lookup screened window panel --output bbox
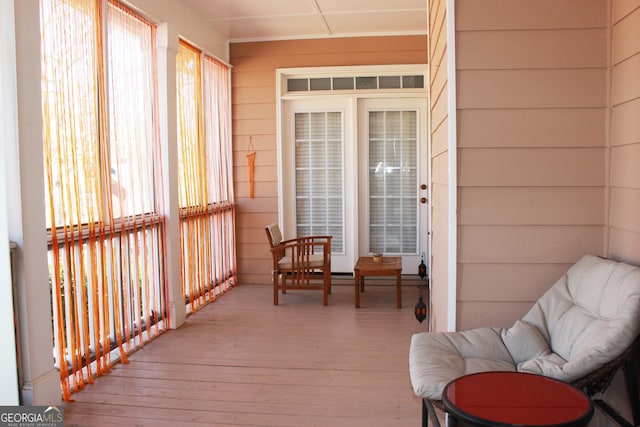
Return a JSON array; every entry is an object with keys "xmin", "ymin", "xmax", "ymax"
[
  {"xmin": 41, "ymin": 0, "xmax": 102, "ymax": 228},
  {"xmin": 107, "ymin": 4, "xmax": 157, "ymax": 218},
  {"xmin": 294, "ymin": 111, "xmax": 343, "ymax": 252},
  {"xmin": 369, "ymin": 110, "xmax": 418, "ymax": 254},
  {"xmin": 203, "ymin": 56, "xmax": 234, "ymax": 203},
  {"xmin": 176, "ymin": 42, "xmax": 204, "ymax": 208}
]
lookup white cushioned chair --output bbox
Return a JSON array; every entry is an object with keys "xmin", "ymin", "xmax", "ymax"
[{"xmin": 409, "ymin": 255, "xmax": 640, "ymax": 427}]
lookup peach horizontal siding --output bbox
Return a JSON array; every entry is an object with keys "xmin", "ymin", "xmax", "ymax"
[
  {"xmin": 458, "ymin": 109, "xmax": 605, "ymax": 148},
  {"xmin": 458, "ymin": 263, "xmax": 572, "ymax": 302},
  {"xmin": 457, "ymin": 29, "xmax": 606, "ymax": 70},
  {"xmin": 456, "ymin": 0, "xmax": 606, "ymax": 31},
  {"xmin": 230, "ymin": 36, "xmax": 427, "ymax": 286},
  {"xmin": 459, "ymin": 188, "xmax": 605, "ymax": 226},
  {"xmin": 458, "ymin": 148, "xmax": 605, "ymax": 187},
  {"xmin": 608, "ymin": 0, "xmax": 640, "ymax": 266},
  {"xmin": 455, "ymin": 0, "xmax": 608, "ymax": 330}
]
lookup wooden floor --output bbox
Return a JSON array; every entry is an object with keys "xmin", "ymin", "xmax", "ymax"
[{"xmin": 63, "ymin": 278, "xmax": 432, "ymax": 426}]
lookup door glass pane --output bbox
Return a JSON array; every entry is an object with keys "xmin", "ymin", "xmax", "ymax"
[
  {"xmin": 295, "ymin": 112, "xmax": 343, "ymax": 252},
  {"xmin": 369, "ymin": 110, "xmax": 417, "ymax": 254}
]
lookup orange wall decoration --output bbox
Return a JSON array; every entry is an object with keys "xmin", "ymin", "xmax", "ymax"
[{"xmin": 246, "ymin": 136, "xmax": 256, "ymax": 198}]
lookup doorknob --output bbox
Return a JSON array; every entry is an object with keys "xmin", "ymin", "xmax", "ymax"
[
  {"xmin": 420, "ymin": 197, "xmax": 427, "ymax": 204},
  {"xmin": 420, "ymin": 184, "xmax": 427, "ymax": 190}
]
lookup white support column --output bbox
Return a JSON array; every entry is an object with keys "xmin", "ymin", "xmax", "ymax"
[
  {"xmin": 0, "ymin": 0, "xmax": 20, "ymax": 406},
  {"xmin": 446, "ymin": 0, "xmax": 458, "ymax": 333},
  {"xmin": 11, "ymin": 0, "xmax": 60, "ymax": 405},
  {"xmin": 157, "ymin": 23, "xmax": 186, "ymax": 329}
]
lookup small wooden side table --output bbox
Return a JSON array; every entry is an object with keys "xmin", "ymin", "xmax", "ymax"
[{"xmin": 353, "ymin": 256, "xmax": 402, "ymax": 308}]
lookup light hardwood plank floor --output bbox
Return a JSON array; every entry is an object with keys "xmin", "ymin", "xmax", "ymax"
[{"xmin": 63, "ymin": 279, "xmax": 432, "ymax": 427}]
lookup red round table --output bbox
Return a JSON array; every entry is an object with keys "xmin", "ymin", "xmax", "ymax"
[{"xmin": 442, "ymin": 372, "xmax": 594, "ymax": 427}]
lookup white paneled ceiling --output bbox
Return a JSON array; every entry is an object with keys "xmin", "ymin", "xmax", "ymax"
[{"xmin": 179, "ymin": 0, "xmax": 427, "ymax": 42}]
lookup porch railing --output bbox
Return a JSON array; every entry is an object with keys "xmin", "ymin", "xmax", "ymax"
[
  {"xmin": 47, "ymin": 215, "xmax": 167, "ymax": 394},
  {"xmin": 180, "ymin": 201, "xmax": 236, "ymax": 313}
]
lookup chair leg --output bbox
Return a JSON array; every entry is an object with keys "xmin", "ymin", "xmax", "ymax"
[
  {"xmin": 624, "ymin": 354, "xmax": 639, "ymax": 426},
  {"xmin": 422, "ymin": 399, "xmax": 441, "ymax": 427},
  {"xmin": 323, "ymin": 270, "xmax": 330, "ymax": 305},
  {"xmin": 273, "ymin": 271, "xmax": 279, "ymax": 305},
  {"xmin": 422, "ymin": 399, "xmax": 428, "ymax": 427}
]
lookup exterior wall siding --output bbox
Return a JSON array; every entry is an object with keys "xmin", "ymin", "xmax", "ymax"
[
  {"xmin": 229, "ymin": 36, "xmax": 427, "ymax": 286},
  {"xmin": 455, "ymin": 0, "xmax": 609, "ymax": 330},
  {"xmin": 608, "ymin": 0, "xmax": 640, "ymax": 265}
]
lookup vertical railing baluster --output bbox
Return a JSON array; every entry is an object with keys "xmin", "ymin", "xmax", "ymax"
[
  {"xmin": 49, "ymin": 251, "xmax": 61, "ymax": 370},
  {"xmin": 63, "ymin": 248, "xmax": 73, "ymax": 366},
  {"xmin": 75, "ymin": 243, "xmax": 86, "ymax": 370}
]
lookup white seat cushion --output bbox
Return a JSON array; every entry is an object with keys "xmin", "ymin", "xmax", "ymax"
[
  {"xmin": 409, "ymin": 327, "xmax": 515, "ymax": 399},
  {"xmin": 278, "ymin": 254, "xmax": 328, "ymax": 270}
]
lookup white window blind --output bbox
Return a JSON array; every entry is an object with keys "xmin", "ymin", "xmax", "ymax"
[
  {"xmin": 369, "ymin": 110, "xmax": 418, "ymax": 254},
  {"xmin": 295, "ymin": 112, "xmax": 343, "ymax": 252}
]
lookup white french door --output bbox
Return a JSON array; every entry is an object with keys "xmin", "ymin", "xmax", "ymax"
[
  {"xmin": 358, "ymin": 98, "xmax": 428, "ymax": 272},
  {"xmin": 281, "ymin": 96, "xmax": 428, "ymax": 273},
  {"xmin": 282, "ymin": 98, "xmax": 356, "ymax": 272}
]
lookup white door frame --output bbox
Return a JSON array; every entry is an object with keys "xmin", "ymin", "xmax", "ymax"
[{"xmin": 276, "ymin": 65, "xmax": 429, "ymax": 274}]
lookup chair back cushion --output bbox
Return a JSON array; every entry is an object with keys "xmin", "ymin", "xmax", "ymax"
[
  {"xmin": 266, "ymin": 223, "xmax": 283, "ymax": 247},
  {"xmin": 517, "ymin": 255, "xmax": 640, "ymax": 381}
]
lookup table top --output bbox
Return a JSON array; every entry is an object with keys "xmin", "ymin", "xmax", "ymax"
[
  {"xmin": 443, "ymin": 371, "xmax": 593, "ymax": 427},
  {"xmin": 354, "ymin": 256, "xmax": 402, "ymax": 272}
]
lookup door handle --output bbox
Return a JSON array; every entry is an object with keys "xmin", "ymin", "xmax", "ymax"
[{"xmin": 420, "ymin": 197, "xmax": 427, "ymax": 204}]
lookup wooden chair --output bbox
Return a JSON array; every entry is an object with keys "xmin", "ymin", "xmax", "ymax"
[{"xmin": 265, "ymin": 223, "xmax": 332, "ymax": 305}]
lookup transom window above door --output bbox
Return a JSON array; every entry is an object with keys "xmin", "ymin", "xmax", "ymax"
[{"xmin": 287, "ymin": 74, "xmax": 424, "ymax": 93}]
